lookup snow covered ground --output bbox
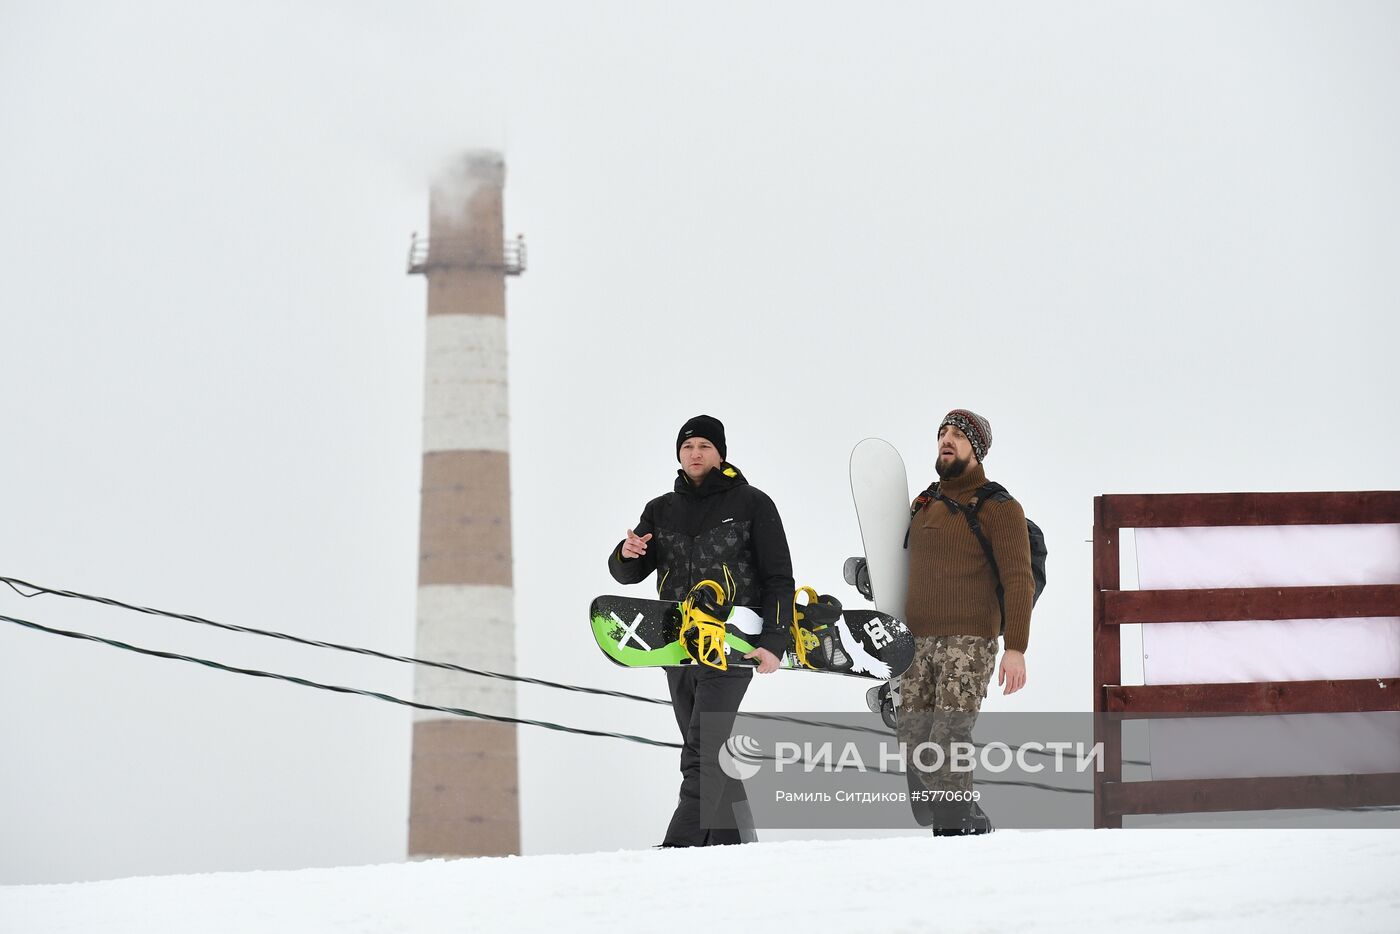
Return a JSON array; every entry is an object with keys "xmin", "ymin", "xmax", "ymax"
[{"xmin": 4, "ymin": 830, "xmax": 1397, "ymax": 933}]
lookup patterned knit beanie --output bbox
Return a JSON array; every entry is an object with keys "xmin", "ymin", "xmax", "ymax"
[{"xmin": 940, "ymin": 409, "xmax": 992, "ymax": 463}]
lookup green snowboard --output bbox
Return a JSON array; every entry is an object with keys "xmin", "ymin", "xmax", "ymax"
[{"xmin": 589, "ymin": 594, "xmax": 914, "ymax": 680}]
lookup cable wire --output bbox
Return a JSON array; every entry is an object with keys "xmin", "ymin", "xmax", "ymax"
[
  {"xmin": 2, "ymin": 610, "xmax": 1098, "ymax": 794},
  {"xmin": 0, "ymin": 611, "xmax": 682, "ymax": 749},
  {"xmin": 0, "ymin": 575, "xmax": 899, "ymax": 736},
  {"xmin": 0, "ymin": 575, "xmax": 680, "ymax": 707},
  {"xmin": 0, "ymin": 573, "xmax": 1134, "ymax": 772}
]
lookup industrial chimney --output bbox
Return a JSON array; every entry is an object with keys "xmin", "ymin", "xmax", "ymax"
[{"xmin": 406, "ymin": 151, "xmax": 526, "ymax": 857}]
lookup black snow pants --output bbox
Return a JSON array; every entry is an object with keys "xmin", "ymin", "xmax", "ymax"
[{"xmin": 662, "ymin": 665, "xmax": 754, "ymax": 846}]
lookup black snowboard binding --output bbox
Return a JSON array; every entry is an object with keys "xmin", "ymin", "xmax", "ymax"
[
  {"xmin": 842, "ymin": 556, "xmax": 874, "ymax": 602},
  {"xmin": 791, "ymin": 588, "xmax": 852, "ymax": 672},
  {"xmin": 865, "ymin": 678, "xmax": 900, "ymax": 730}
]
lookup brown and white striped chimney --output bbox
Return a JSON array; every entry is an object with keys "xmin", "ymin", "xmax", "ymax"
[{"xmin": 406, "ymin": 151, "xmax": 525, "ymax": 858}]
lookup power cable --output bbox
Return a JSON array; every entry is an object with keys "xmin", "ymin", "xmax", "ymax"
[
  {"xmin": 0, "ymin": 574, "xmax": 1133, "ymax": 773},
  {"xmin": 0, "ymin": 611, "xmax": 682, "ymax": 750},
  {"xmin": 1, "ymin": 611, "xmax": 1097, "ymax": 794}
]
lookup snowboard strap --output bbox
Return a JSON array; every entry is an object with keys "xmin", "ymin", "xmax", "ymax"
[
  {"xmin": 790, "ymin": 587, "xmax": 822, "ymax": 669},
  {"xmin": 791, "ymin": 588, "xmax": 852, "ymax": 672},
  {"xmin": 680, "ymin": 570, "xmax": 735, "ymax": 670}
]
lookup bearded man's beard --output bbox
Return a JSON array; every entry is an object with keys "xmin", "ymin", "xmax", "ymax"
[{"xmin": 935, "ymin": 453, "xmax": 970, "ymax": 479}]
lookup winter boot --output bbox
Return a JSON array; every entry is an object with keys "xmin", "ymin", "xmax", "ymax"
[{"xmin": 930, "ymin": 800, "xmax": 995, "ymax": 836}]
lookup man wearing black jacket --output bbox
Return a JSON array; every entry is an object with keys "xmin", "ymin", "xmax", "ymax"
[{"xmin": 609, "ymin": 414, "xmax": 795, "ymax": 846}]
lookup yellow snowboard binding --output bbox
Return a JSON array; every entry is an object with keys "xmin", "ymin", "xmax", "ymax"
[{"xmin": 680, "ymin": 571, "xmax": 735, "ymax": 670}]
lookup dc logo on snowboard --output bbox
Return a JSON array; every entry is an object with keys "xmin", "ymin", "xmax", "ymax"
[
  {"xmin": 718, "ymin": 734, "xmax": 763, "ymax": 781},
  {"xmin": 863, "ymin": 619, "xmax": 893, "ymax": 649}
]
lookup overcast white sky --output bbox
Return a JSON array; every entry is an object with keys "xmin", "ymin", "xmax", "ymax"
[{"xmin": 2, "ymin": 0, "xmax": 1397, "ymax": 885}]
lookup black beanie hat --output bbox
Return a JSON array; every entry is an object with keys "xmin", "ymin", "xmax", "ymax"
[{"xmin": 676, "ymin": 414, "xmax": 727, "ymax": 461}]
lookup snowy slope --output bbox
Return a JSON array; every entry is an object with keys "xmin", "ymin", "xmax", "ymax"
[{"xmin": 4, "ymin": 831, "xmax": 1398, "ymax": 934}]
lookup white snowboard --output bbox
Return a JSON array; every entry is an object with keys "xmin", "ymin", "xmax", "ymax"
[
  {"xmin": 849, "ymin": 438, "xmax": 911, "ymax": 620},
  {"xmin": 849, "ymin": 437, "xmax": 914, "ymax": 718}
]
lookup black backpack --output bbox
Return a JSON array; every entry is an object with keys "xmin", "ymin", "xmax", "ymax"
[{"xmin": 906, "ymin": 480, "xmax": 1047, "ymax": 633}]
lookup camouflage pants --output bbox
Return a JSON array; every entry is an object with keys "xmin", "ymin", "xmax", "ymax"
[{"xmin": 897, "ymin": 634, "xmax": 998, "ymax": 794}]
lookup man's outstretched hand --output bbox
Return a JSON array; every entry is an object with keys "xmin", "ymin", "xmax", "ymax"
[{"xmin": 620, "ymin": 529, "xmax": 652, "ymax": 559}]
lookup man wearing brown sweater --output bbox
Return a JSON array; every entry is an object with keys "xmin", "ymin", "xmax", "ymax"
[{"xmin": 900, "ymin": 408, "xmax": 1034, "ymax": 835}]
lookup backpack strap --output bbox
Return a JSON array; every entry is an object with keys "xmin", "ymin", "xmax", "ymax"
[
  {"xmin": 903, "ymin": 482, "xmax": 941, "ymax": 549},
  {"xmin": 941, "ymin": 482, "xmax": 1012, "ymax": 628},
  {"xmin": 948, "ymin": 483, "xmax": 1003, "ymax": 581}
]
